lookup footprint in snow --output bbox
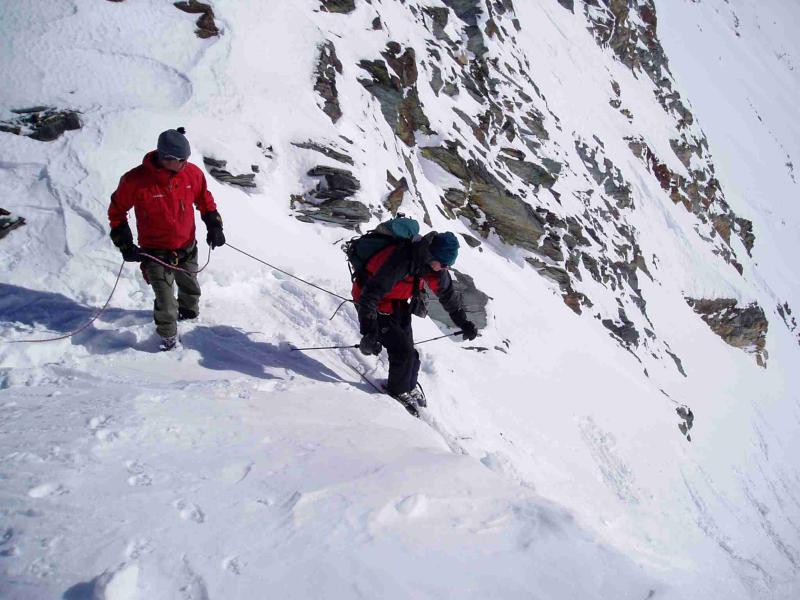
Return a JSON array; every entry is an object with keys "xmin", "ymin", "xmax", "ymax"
[
  {"xmin": 88, "ymin": 415, "xmax": 110, "ymax": 430},
  {"xmin": 125, "ymin": 538, "xmax": 154, "ymax": 560},
  {"xmin": 127, "ymin": 473, "xmax": 152, "ymax": 487},
  {"xmin": 95, "ymin": 429, "xmax": 118, "ymax": 442},
  {"xmin": 220, "ymin": 461, "xmax": 253, "ymax": 484},
  {"xmin": 222, "ymin": 555, "xmax": 242, "ymax": 575},
  {"xmin": 174, "ymin": 499, "xmax": 205, "ymax": 523},
  {"xmin": 0, "ymin": 527, "xmax": 19, "ymax": 557},
  {"xmin": 28, "ymin": 482, "xmax": 68, "ymax": 498},
  {"xmin": 395, "ymin": 494, "xmax": 428, "ymax": 518},
  {"xmin": 89, "ymin": 415, "xmax": 118, "ymax": 442},
  {"xmin": 125, "ymin": 461, "xmax": 152, "ymax": 486}
]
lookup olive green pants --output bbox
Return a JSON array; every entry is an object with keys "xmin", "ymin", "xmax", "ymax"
[{"xmin": 142, "ymin": 244, "xmax": 201, "ymax": 338}]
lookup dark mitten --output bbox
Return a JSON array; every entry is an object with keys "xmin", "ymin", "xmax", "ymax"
[
  {"xmin": 110, "ymin": 222, "xmax": 134, "ymax": 249},
  {"xmin": 359, "ymin": 333, "xmax": 383, "ymax": 356},
  {"xmin": 459, "ymin": 320, "xmax": 478, "ymax": 341},
  {"xmin": 359, "ymin": 312, "xmax": 378, "ymax": 336},
  {"xmin": 202, "ymin": 210, "xmax": 225, "ymax": 248},
  {"xmin": 120, "ymin": 244, "xmax": 143, "ymax": 262},
  {"xmin": 451, "ymin": 311, "xmax": 478, "ymax": 341},
  {"xmin": 207, "ymin": 227, "xmax": 226, "ymax": 248}
]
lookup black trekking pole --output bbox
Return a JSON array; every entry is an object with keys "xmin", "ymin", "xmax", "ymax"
[
  {"xmin": 290, "ymin": 330, "xmax": 465, "ymax": 353},
  {"xmin": 414, "ymin": 330, "xmax": 464, "ymax": 345},
  {"xmin": 290, "ymin": 343, "xmax": 359, "ymax": 352}
]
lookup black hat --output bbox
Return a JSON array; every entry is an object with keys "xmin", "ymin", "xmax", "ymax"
[
  {"xmin": 157, "ymin": 128, "xmax": 190, "ymax": 160},
  {"xmin": 429, "ymin": 232, "xmax": 459, "ymax": 266}
]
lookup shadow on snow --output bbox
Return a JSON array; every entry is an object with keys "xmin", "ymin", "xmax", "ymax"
[
  {"xmin": 0, "ymin": 283, "xmax": 346, "ymax": 384},
  {"xmin": 181, "ymin": 325, "xmax": 342, "ymax": 383}
]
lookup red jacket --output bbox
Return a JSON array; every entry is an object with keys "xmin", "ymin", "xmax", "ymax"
[
  {"xmin": 108, "ymin": 151, "xmax": 217, "ymax": 250},
  {"xmin": 352, "ymin": 244, "xmax": 446, "ymax": 314}
]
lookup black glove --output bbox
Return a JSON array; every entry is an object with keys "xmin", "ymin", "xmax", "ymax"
[
  {"xmin": 452, "ymin": 311, "xmax": 478, "ymax": 341},
  {"xmin": 110, "ymin": 222, "xmax": 134, "ymax": 248},
  {"xmin": 359, "ymin": 333, "xmax": 382, "ymax": 356},
  {"xmin": 109, "ymin": 223, "xmax": 142, "ymax": 262},
  {"xmin": 207, "ymin": 227, "xmax": 226, "ymax": 248},
  {"xmin": 358, "ymin": 312, "xmax": 378, "ymax": 336},
  {"xmin": 459, "ymin": 320, "xmax": 478, "ymax": 341},
  {"xmin": 202, "ymin": 210, "xmax": 225, "ymax": 249},
  {"xmin": 120, "ymin": 243, "xmax": 143, "ymax": 262}
]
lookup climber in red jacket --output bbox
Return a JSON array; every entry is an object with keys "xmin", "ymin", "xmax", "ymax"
[
  {"xmin": 108, "ymin": 128, "xmax": 225, "ymax": 351},
  {"xmin": 353, "ymin": 231, "xmax": 478, "ymax": 412}
]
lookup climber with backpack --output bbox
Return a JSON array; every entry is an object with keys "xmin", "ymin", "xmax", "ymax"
[{"xmin": 347, "ymin": 217, "xmax": 479, "ymax": 412}]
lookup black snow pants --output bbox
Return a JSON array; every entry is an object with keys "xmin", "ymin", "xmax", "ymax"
[{"xmin": 377, "ymin": 306, "xmax": 420, "ymax": 397}]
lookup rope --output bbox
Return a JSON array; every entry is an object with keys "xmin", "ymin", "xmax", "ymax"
[
  {"xmin": 9, "ymin": 261, "xmax": 126, "ymax": 344},
  {"xmin": 138, "ymin": 246, "xmax": 211, "ymax": 274},
  {"xmin": 226, "ymin": 243, "xmax": 352, "ymax": 303},
  {"xmin": 8, "ymin": 248, "xmax": 213, "ymax": 344}
]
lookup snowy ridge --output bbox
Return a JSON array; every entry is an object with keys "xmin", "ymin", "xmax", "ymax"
[{"xmin": 1, "ymin": 0, "xmax": 799, "ymax": 598}]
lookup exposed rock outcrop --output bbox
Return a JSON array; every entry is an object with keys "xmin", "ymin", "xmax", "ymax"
[
  {"xmin": 319, "ymin": 0, "xmax": 355, "ymax": 14},
  {"xmin": 421, "ymin": 143, "xmax": 547, "ymax": 252},
  {"xmin": 425, "ymin": 268, "xmax": 491, "ymax": 330},
  {"xmin": 203, "ymin": 157, "xmax": 257, "ymax": 189},
  {"xmin": 777, "ymin": 302, "xmax": 800, "ymax": 346},
  {"xmin": 676, "ymin": 406, "xmax": 694, "ymax": 441},
  {"xmin": 293, "ymin": 167, "xmax": 369, "ymax": 229},
  {"xmin": 292, "ymin": 141, "xmax": 354, "ymax": 166},
  {"xmin": 315, "ymin": 41, "xmax": 343, "ymax": 124},
  {"xmin": 358, "ymin": 43, "xmax": 433, "ymax": 146},
  {"xmin": 602, "ymin": 308, "xmax": 640, "ymax": 347},
  {"xmin": 0, "ymin": 209, "xmax": 26, "ymax": 241},
  {"xmin": 686, "ymin": 298, "xmax": 768, "ymax": 366},
  {"xmin": 174, "ymin": 1, "xmax": 219, "ymax": 38},
  {"xmin": 384, "ymin": 172, "xmax": 409, "ymax": 214},
  {"xmin": 0, "ymin": 107, "xmax": 81, "ymax": 142},
  {"xmin": 556, "ymin": 0, "xmax": 574, "ymax": 12}
]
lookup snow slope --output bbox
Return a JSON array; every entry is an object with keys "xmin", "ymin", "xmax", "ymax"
[{"xmin": 1, "ymin": 0, "xmax": 799, "ymax": 598}]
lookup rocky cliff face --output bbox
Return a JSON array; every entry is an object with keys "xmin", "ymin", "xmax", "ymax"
[
  {"xmin": 304, "ymin": 0, "xmax": 766, "ymax": 375},
  {"xmin": 686, "ymin": 297, "xmax": 769, "ymax": 366}
]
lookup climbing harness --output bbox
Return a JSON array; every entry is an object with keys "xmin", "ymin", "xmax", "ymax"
[{"xmin": 138, "ymin": 246, "xmax": 212, "ymax": 275}]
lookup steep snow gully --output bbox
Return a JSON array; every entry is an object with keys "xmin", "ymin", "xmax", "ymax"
[{"xmin": 1, "ymin": 1, "xmax": 799, "ymax": 599}]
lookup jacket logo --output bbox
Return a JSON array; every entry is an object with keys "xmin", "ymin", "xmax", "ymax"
[{"xmin": 151, "ymin": 194, "xmax": 164, "ymax": 198}]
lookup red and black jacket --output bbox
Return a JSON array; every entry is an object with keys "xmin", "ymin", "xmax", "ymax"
[
  {"xmin": 108, "ymin": 151, "xmax": 217, "ymax": 251},
  {"xmin": 353, "ymin": 236, "xmax": 469, "ymax": 334}
]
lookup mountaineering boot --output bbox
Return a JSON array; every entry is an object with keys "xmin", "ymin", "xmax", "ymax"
[
  {"xmin": 178, "ymin": 307, "xmax": 198, "ymax": 321},
  {"xmin": 408, "ymin": 386, "xmax": 426, "ymax": 408},
  {"xmin": 393, "ymin": 391, "xmax": 420, "ymax": 417},
  {"xmin": 159, "ymin": 335, "xmax": 178, "ymax": 352}
]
